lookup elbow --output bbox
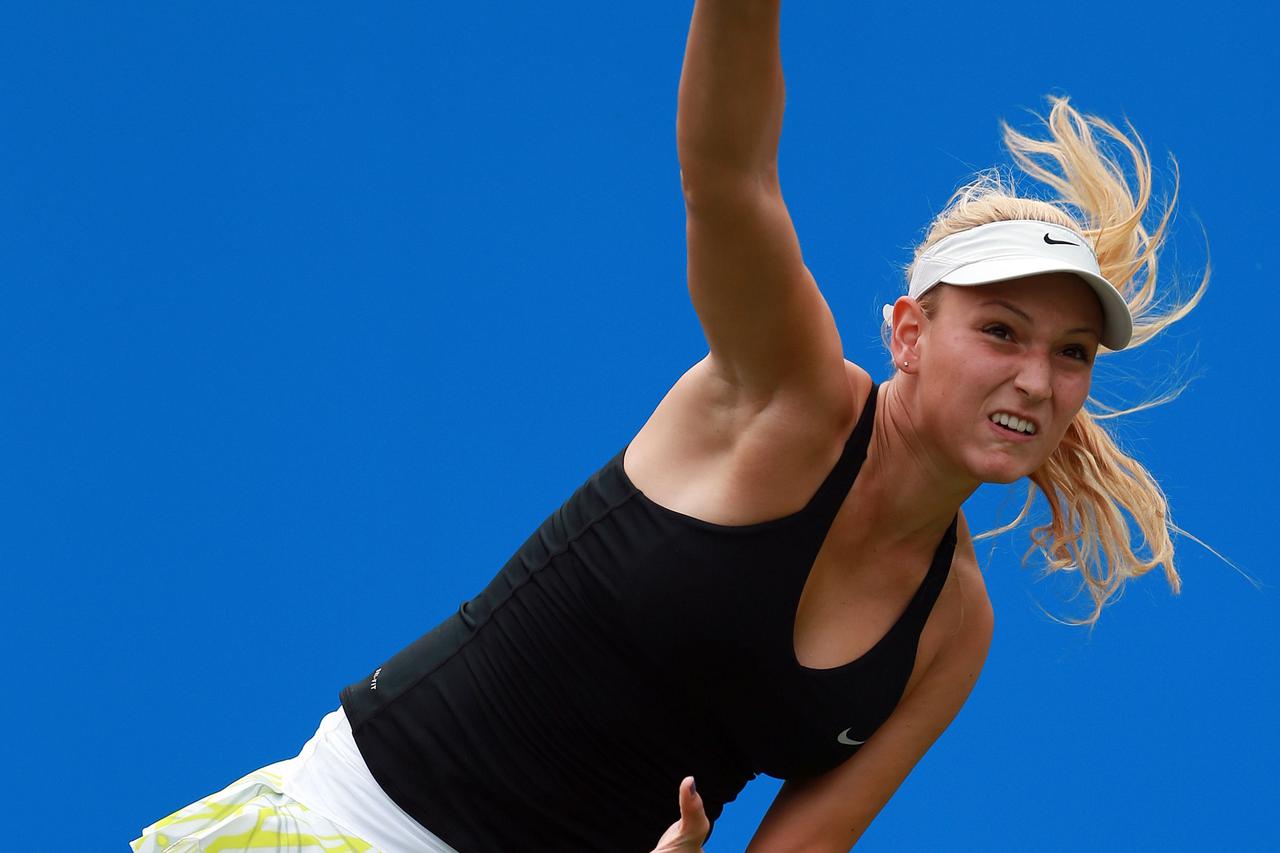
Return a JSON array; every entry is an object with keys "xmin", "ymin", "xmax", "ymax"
[{"xmin": 679, "ymin": 162, "xmax": 781, "ymax": 213}]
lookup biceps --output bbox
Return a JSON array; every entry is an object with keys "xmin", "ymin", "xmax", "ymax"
[{"xmin": 683, "ymin": 176, "xmax": 847, "ymax": 407}]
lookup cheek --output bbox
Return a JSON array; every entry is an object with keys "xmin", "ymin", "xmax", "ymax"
[
  {"xmin": 922, "ymin": 350, "xmax": 996, "ymax": 431},
  {"xmin": 1047, "ymin": 372, "xmax": 1092, "ymax": 436},
  {"xmin": 1056, "ymin": 370, "xmax": 1093, "ymax": 411},
  {"xmin": 928, "ymin": 329, "xmax": 987, "ymax": 380}
]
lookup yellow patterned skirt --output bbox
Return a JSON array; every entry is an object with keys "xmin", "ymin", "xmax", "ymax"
[{"xmin": 130, "ymin": 760, "xmax": 379, "ymax": 852}]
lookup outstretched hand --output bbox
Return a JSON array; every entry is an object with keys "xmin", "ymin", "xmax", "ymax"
[{"xmin": 649, "ymin": 776, "xmax": 710, "ymax": 853}]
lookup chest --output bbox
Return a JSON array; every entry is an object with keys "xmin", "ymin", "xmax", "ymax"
[
  {"xmin": 793, "ymin": 539, "xmax": 970, "ymax": 704},
  {"xmin": 679, "ymin": 544, "xmax": 942, "ymax": 780},
  {"xmin": 616, "ymin": 506, "xmax": 959, "ymax": 782}
]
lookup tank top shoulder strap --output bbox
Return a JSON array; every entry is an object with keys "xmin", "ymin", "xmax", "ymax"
[
  {"xmin": 899, "ymin": 512, "xmax": 959, "ymax": 629},
  {"xmin": 798, "ymin": 381, "xmax": 880, "ymax": 525}
]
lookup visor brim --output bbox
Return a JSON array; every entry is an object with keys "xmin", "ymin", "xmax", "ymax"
[{"xmin": 939, "ymin": 256, "xmax": 1132, "ymax": 350}]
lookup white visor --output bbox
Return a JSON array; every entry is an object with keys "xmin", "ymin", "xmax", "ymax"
[{"xmin": 882, "ymin": 219, "xmax": 1133, "ymax": 350}]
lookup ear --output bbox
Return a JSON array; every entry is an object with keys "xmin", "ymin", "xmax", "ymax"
[{"xmin": 890, "ymin": 296, "xmax": 927, "ymax": 372}]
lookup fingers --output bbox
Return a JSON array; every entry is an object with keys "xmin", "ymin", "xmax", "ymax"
[
  {"xmin": 649, "ymin": 778, "xmax": 711, "ymax": 853},
  {"xmin": 678, "ymin": 776, "xmax": 710, "ymax": 843}
]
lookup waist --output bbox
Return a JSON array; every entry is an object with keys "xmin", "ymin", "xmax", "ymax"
[{"xmin": 281, "ymin": 706, "xmax": 460, "ymax": 853}]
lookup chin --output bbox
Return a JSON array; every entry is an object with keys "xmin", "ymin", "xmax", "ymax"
[
  {"xmin": 982, "ymin": 469, "xmax": 1029, "ymax": 486},
  {"xmin": 968, "ymin": 456, "xmax": 1038, "ymax": 485}
]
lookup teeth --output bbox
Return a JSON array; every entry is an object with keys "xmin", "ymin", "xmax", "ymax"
[{"xmin": 990, "ymin": 412, "xmax": 1036, "ymax": 435}]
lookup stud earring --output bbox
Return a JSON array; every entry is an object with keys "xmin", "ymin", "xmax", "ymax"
[{"xmin": 901, "ymin": 360, "xmax": 910, "ymax": 370}]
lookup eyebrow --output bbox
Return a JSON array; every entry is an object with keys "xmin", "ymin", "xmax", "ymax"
[{"xmin": 981, "ymin": 299, "xmax": 1100, "ymax": 339}]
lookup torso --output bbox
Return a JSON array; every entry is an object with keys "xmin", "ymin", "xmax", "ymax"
[
  {"xmin": 622, "ymin": 356, "xmax": 991, "ymax": 700},
  {"xmin": 339, "ymin": 358, "xmax": 991, "ymax": 852}
]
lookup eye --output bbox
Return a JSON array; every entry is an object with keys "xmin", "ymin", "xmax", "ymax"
[
  {"xmin": 1061, "ymin": 345, "xmax": 1091, "ymax": 362},
  {"xmin": 982, "ymin": 324, "xmax": 1013, "ymax": 341}
]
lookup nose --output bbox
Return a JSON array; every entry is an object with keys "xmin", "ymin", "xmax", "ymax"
[{"xmin": 1014, "ymin": 353, "xmax": 1052, "ymax": 403}]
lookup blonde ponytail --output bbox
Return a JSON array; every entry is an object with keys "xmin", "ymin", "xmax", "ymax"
[{"xmin": 907, "ymin": 95, "xmax": 1209, "ymax": 627}]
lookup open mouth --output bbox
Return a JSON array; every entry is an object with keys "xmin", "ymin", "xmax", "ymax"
[{"xmin": 989, "ymin": 412, "xmax": 1036, "ymax": 436}]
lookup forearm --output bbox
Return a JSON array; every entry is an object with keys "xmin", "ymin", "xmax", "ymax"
[{"xmin": 677, "ymin": 0, "xmax": 785, "ymax": 186}]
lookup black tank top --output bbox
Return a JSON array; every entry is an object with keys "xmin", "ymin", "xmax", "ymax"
[{"xmin": 340, "ymin": 382, "xmax": 957, "ymax": 852}]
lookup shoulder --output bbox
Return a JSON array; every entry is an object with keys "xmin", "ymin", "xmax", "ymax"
[
  {"xmin": 738, "ymin": 358, "xmax": 872, "ymax": 456},
  {"xmin": 884, "ymin": 515, "xmax": 992, "ymax": 754},
  {"xmin": 950, "ymin": 511, "xmax": 993, "ymax": 652},
  {"xmin": 911, "ymin": 509, "xmax": 992, "ymax": 714},
  {"xmin": 911, "ymin": 509, "xmax": 992, "ymax": 691},
  {"xmin": 624, "ymin": 357, "xmax": 870, "ymax": 526},
  {"xmin": 722, "ymin": 357, "xmax": 874, "ymax": 505}
]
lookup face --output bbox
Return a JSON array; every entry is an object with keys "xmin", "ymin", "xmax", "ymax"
[{"xmin": 894, "ymin": 273, "xmax": 1104, "ymax": 484}]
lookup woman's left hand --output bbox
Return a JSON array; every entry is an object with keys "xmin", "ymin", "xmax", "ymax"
[{"xmin": 649, "ymin": 776, "xmax": 710, "ymax": 853}]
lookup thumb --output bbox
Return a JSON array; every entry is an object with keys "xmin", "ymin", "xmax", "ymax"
[
  {"xmin": 648, "ymin": 777, "xmax": 711, "ymax": 852},
  {"xmin": 678, "ymin": 776, "xmax": 710, "ymax": 843}
]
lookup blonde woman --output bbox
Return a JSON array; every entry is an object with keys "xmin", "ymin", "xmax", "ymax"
[{"xmin": 131, "ymin": 1, "xmax": 1204, "ymax": 851}]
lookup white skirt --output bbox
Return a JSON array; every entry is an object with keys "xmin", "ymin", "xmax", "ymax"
[
  {"xmin": 282, "ymin": 706, "xmax": 459, "ymax": 853},
  {"xmin": 130, "ymin": 707, "xmax": 459, "ymax": 853}
]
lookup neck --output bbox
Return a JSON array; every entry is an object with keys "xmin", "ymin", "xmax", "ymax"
[{"xmin": 838, "ymin": 380, "xmax": 978, "ymax": 549}]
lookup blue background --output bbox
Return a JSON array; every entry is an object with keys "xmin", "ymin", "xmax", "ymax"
[{"xmin": 3, "ymin": 2, "xmax": 1276, "ymax": 850}]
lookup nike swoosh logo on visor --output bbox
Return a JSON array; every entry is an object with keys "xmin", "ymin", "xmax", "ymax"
[{"xmin": 1043, "ymin": 233, "xmax": 1079, "ymax": 246}]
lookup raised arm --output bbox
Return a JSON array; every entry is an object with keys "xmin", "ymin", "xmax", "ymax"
[{"xmin": 678, "ymin": 0, "xmax": 850, "ymax": 414}]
